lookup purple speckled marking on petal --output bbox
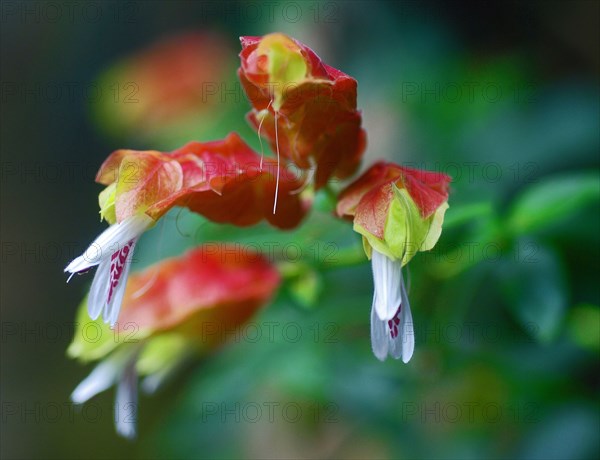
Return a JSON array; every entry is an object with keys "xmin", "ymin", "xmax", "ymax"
[
  {"xmin": 388, "ymin": 305, "xmax": 402, "ymax": 338},
  {"xmin": 107, "ymin": 240, "xmax": 134, "ymax": 303}
]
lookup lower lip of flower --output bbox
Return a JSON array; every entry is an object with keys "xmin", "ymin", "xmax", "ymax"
[
  {"xmin": 387, "ymin": 306, "xmax": 401, "ymax": 338},
  {"xmin": 107, "ymin": 240, "xmax": 134, "ymax": 303}
]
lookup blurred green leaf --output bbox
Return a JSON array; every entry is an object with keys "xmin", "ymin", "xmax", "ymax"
[
  {"xmin": 517, "ymin": 405, "xmax": 600, "ymax": 460},
  {"xmin": 427, "ymin": 223, "xmax": 502, "ymax": 279},
  {"xmin": 286, "ymin": 269, "xmax": 323, "ymax": 309},
  {"xmin": 498, "ymin": 242, "xmax": 567, "ymax": 342},
  {"xmin": 507, "ymin": 172, "xmax": 600, "ymax": 235},
  {"xmin": 137, "ymin": 208, "xmax": 360, "ymax": 274},
  {"xmin": 443, "ymin": 201, "xmax": 494, "ymax": 229},
  {"xmin": 566, "ymin": 304, "xmax": 600, "ymax": 352}
]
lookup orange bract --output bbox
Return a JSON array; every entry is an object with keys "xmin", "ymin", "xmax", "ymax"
[
  {"xmin": 96, "ymin": 133, "xmax": 309, "ymax": 229},
  {"xmin": 238, "ymin": 33, "xmax": 367, "ymax": 189},
  {"xmin": 337, "ymin": 162, "xmax": 451, "ymax": 238},
  {"xmin": 116, "ymin": 245, "xmax": 280, "ymax": 342}
]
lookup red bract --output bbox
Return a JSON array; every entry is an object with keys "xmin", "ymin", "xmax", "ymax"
[
  {"xmin": 68, "ymin": 244, "xmax": 280, "ymax": 439},
  {"xmin": 129, "ymin": 32, "xmax": 230, "ymax": 116},
  {"xmin": 96, "ymin": 133, "xmax": 308, "ymax": 229},
  {"xmin": 337, "ymin": 163, "xmax": 450, "ymax": 362},
  {"xmin": 238, "ymin": 33, "xmax": 366, "ymax": 189},
  {"xmin": 93, "ymin": 32, "xmax": 233, "ymax": 138},
  {"xmin": 337, "ymin": 162, "xmax": 451, "ymax": 239},
  {"xmin": 96, "ymin": 149, "xmax": 184, "ymax": 222},
  {"xmin": 115, "ymin": 245, "xmax": 280, "ymax": 341}
]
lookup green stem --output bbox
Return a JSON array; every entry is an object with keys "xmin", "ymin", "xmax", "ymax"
[{"xmin": 277, "ymin": 243, "xmax": 367, "ymax": 280}]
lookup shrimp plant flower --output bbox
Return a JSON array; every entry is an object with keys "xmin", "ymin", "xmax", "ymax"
[
  {"xmin": 63, "ymin": 30, "xmax": 457, "ymax": 444},
  {"xmin": 238, "ymin": 33, "xmax": 366, "ymax": 189},
  {"xmin": 65, "ymin": 133, "xmax": 307, "ymax": 327},
  {"xmin": 68, "ymin": 245, "xmax": 280, "ymax": 439},
  {"xmin": 337, "ymin": 162, "xmax": 451, "ymax": 362}
]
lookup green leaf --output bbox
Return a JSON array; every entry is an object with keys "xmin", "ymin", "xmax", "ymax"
[
  {"xmin": 137, "ymin": 208, "xmax": 359, "ymax": 271},
  {"xmin": 443, "ymin": 201, "xmax": 494, "ymax": 229},
  {"xmin": 566, "ymin": 304, "xmax": 600, "ymax": 351},
  {"xmin": 287, "ymin": 269, "xmax": 323, "ymax": 309},
  {"xmin": 507, "ymin": 172, "xmax": 600, "ymax": 235},
  {"xmin": 498, "ymin": 241, "xmax": 567, "ymax": 342}
]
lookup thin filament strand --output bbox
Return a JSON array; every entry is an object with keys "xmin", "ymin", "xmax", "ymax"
[{"xmin": 273, "ymin": 110, "xmax": 281, "ymax": 215}]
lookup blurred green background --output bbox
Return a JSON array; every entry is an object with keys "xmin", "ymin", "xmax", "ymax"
[{"xmin": 1, "ymin": 1, "xmax": 598, "ymax": 459}]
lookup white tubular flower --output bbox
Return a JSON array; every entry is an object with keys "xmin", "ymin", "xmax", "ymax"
[
  {"xmin": 371, "ymin": 248, "xmax": 403, "ymax": 321},
  {"xmin": 114, "ymin": 355, "xmax": 139, "ymax": 440},
  {"xmin": 65, "ymin": 214, "xmax": 154, "ymax": 327},
  {"xmin": 370, "ymin": 249, "xmax": 414, "ymax": 363},
  {"xmin": 71, "ymin": 355, "xmax": 124, "ymax": 405},
  {"xmin": 336, "ymin": 162, "xmax": 451, "ymax": 363},
  {"xmin": 71, "ymin": 345, "xmax": 142, "ymax": 440}
]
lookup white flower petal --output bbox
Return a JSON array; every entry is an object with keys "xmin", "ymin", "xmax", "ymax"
[
  {"xmin": 71, "ymin": 352, "xmax": 129, "ymax": 404},
  {"xmin": 371, "ymin": 250, "xmax": 403, "ymax": 321},
  {"xmin": 104, "ymin": 240, "xmax": 137, "ymax": 327},
  {"xmin": 370, "ymin": 295, "xmax": 389, "ymax": 361},
  {"xmin": 114, "ymin": 354, "xmax": 139, "ymax": 440},
  {"xmin": 91, "ymin": 214, "xmax": 153, "ymax": 256},
  {"xmin": 400, "ymin": 278, "xmax": 415, "ymax": 363},
  {"xmin": 65, "ymin": 214, "xmax": 153, "ymax": 275},
  {"xmin": 64, "ymin": 254, "xmax": 100, "ymax": 276},
  {"xmin": 140, "ymin": 373, "xmax": 163, "ymax": 396},
  {"xmin": 87, "ymin": 256, "xmax": 111, "ymax": 320},
  {"xmin": 141, "ymin": 365, "xmax": 175, "ymax": 395},
  {"xmin": 140, "ymin": 353, "xmax": 189, "ymax": 395}
]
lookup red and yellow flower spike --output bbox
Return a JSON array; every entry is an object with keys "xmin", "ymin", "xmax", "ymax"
[
  {"xmin": 66, "ymin": 132, "xmax": 307, "ymax": 329},
  {"xmin": 337, "ymin": 162, "xmax": 451, "ymax": 362},
  {"xmin": 69, "ymin": 244, "xmax": 280, "ymax": 439},
  {"xmin": 337, "ymin": 162, "xmax": 451, "ymax": 265},
  {"xmin": 238, "ymin": 33, "xmax": 367, "ymax": 189},
  {"xmin": 97, "ymin": 132, "xmax": 309, "ymax": 229}
]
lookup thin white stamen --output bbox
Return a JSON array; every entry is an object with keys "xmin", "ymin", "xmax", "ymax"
[
  {"xmin": 257, "ymin": 99, "xmax": 273, "ymax": 172},
  {"xmin": 272, "ymin": 110, "xmax": 281, "ymax": 215}
]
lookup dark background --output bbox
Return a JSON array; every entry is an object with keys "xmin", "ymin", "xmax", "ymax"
[{"xmin": 1, "ymin": 1, "xmax": 599, "ymax": 459}]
